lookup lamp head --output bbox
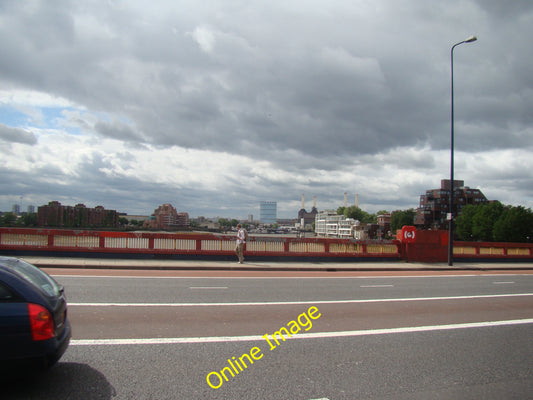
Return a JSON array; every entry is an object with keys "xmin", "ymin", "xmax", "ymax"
[{"xmin": 464, "ymin": 36, "xmax": 477, "ymax": 43}]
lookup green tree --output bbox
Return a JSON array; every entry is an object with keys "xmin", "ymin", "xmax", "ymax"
[
  {"xmin": 390, "ymin": 209, "xmax": 415, "ymax": 232},
  {"xmin": 218, "ymin": 218, "xmax": 231, "ymax": 227},
  {"xmin": 493, "ymin": 206, "xmax": 533, "ymax": 242},
  {"xmin": 218, "ymin": 218, "xmax": 240, "ymax": 228},
  {"xmin": 342, "ymin": 205, "xmax": 375, "ymax": 223},
  {"xmin": 455, "ymin": 204, "xmax": 478, "ymax": 241},
  {"xmin": 19, "ymin": 213, "xmax": 38, "ymax": 227},
  {"xmin": 129, "ymin": 219, "xmax": 144, "ymax": 228},
  {"xmin": 1, "ymin": 212, "xmax": 17, "ymax": 226},
  {"xmin": 471, "ymin": 202, "xmax": 504, "ymax": 241}
]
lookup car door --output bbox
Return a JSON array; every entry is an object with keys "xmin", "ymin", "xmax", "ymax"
[{"xmin": 0, "ymin": 281, "xmax": 31, "ymax": 360}]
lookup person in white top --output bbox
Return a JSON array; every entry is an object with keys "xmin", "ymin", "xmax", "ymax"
[{"xmin": 235, "ymin": 223, "xmax": 246, "ymax": 264}]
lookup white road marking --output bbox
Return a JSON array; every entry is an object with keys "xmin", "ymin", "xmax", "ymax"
[
  {"xmin": 70, "ymin": 318, "xmax": 533, "ymax": 346},
  {"xmin": 360, "ymin": 284, "xmax": 394, "ymax": 288},
  {"xmin": 67, "ymin": 292, "xmax": 533, "ymax": 307},
  {"xmin": 493, "ymin": 281, "xmax": 515, "ymax": 284},
  {"xmin": 189, "ymin": 287, "xmax": 228, "ymax": 289},
  {"xmin": 51, "ymin": 273, "xmax": 529, "ymax": 279}
]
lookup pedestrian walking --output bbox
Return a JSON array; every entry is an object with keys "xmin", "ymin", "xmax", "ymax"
[{"xmin": 235, "ymin": 224, "xmax": 247, "ymax": 264}]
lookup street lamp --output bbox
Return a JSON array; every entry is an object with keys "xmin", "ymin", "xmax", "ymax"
[{"xmin": 449, "ymin": 35, "xmax": 477, "ymax": 266}]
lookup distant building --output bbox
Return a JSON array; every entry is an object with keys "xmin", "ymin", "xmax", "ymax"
[
  {"xmin": 315, "ymin": 210, "xmax": 358, "ymax": 238},
  {"xmin": 37, "ymin": 201, "xmax": 119, "ymax": 228},
  {"xmin": 195, "ymin": 216, "xmax": 220, "ymax": 230},
  {"xmin": 27, "ymin": 205, "xmax": 35, "ymax": 214},
  {"xmin": 176, "ymin": 212, "xmax": 189, "ymax": 227},
  {"xmin": 315, "ymin": 210, "xmax": 391, "ymax": 240},
  {"xmin": 414, "ymin": 179, "xmax": 488, "ymax": 229},
  {"xmin": 260, "ymin": 201, "xmax": 277, "ymax": 224},
  {"xmin": 143, "ymin": 203, "xmax": 189, "ymax": 230},
  {"xmin": 298, "ymin": 208, "xmax": 318, "ymax": 227},
  {"xmin": 377, "ymin": 213, "xmax": 391, "ymax": 239},
  {"xmin": 12, "ymin": 204, "xmax": 20, "ymax": 215},
  {"xmin": 298, "ymin": 195, "xmax": 318, "ymax": 228},
  {"xmin": 123, "ymin": 215, "xmax": 150, "ymax": 223}
]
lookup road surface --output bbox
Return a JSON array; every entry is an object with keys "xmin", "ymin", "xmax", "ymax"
[{"xmin": 4, "ymin": 268, "xmax": 533, "ymax": 399}]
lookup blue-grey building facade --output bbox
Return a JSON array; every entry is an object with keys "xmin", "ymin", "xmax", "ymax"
[{"xmin": 260, "ymin": 201, "xmax": 277, "ymax": 224}]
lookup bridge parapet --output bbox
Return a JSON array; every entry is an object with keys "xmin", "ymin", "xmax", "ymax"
[
  {"xmin": 0, "ymin": 228, "xmax": 400, "ymax": 261},
  {"xmin": 397, "ymin": 227, "xmax": 533, "ymax": 262},
  {"xmin": 2, "ymin": 227, "xmax": 531, "ymax": 262}
]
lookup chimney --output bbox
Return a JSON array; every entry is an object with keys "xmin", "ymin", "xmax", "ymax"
[
  {"xmin": 313, "ymin": 196, "xmax": 317, "ymax": 208},
  {"xmin": 301, "ymin": 194, "xmax": 305, "ymax": 210},
  {"xmin": 344, "ymin": 192, "xmax": 348, "ymax": 208}
]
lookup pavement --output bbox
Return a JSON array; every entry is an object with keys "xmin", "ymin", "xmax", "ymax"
[{"xmin": 18, "ymin": 256, "xmax": 533, "ymax": 271}]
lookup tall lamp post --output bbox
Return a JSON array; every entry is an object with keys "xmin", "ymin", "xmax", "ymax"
[{"xmin": 449, "ymin": 35, "xmax": 477, "ymax": 266}]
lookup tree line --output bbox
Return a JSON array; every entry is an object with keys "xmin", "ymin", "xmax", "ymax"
[
  {"xmin": 0, "ymin": 212, "xmax": 37, "ymax": 227},
  {"xmin": 455, "ymin": 202, "xmax": 533, "ymax": 243},
  {"xmin": 338, "ymin": 203, "xmax": 533, "ymax": 243}
]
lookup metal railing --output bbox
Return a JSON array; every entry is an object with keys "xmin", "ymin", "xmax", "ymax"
[
  {"xmin": 0, "ymin": 227, "xmax": 400, "ymax": 260},
  {"xmin": 454, "ymin": 241, "xmax": 532, "ymax": 259},
  {"xmin": 2, "ymin": 227, "xmax": 531, "ymax": 262}
]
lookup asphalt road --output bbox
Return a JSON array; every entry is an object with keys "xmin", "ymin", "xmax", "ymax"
[{"xmin": 4, "ymin": 270, "xmax": 533, "ymax": 399}]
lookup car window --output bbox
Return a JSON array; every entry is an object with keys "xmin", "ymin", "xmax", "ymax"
[
  {"xmin": 1, "ymin": 258, "xmax": 60, "ymax": 297},
  {"xmin": 0, "ymin": 281, "xmax": 23, "ymax": 302},
  {"xmin": 0, "ymin": 282, "xmax": 16, "ymax": 301}
]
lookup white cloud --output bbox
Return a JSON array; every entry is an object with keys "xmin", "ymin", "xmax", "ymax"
[
  {"xmin": 0, "ymin": 89, "xmax": 74, "ymax": 109},
  {"xmin": 1, "ymin": 0, "xmax": 532, "ymax": 218},
  {"xmin": 188, "ymin": 25, "xmax": 217, "ymax": 54}
]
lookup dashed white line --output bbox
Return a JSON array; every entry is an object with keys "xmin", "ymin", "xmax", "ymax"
[
  {"xmin": 493, "ymin": 281, "xmax": 515, "ymax": 285},
  {"xmin": 189, "ymin": 287, "xmax": 228, "ymax": 289},
  {"xmin": 70, "ymin": 318, "xmax": 533, "ymax": 346},
  {"xmin": 51, "ymin": 273, "xmax": 529, "ymax": 279},
  {"xmin": 360, "ymin": 284, "xmax": 394, "ymax": 288}
]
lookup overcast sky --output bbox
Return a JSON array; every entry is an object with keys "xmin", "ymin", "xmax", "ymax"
[{"xmin": 1, "ymin": 0, "xmax": 532, "ymax": 220}]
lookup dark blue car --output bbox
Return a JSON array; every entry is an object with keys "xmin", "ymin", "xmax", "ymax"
[{"xmin": 0, "ymin": 256, "xmax": 71, "ymax": 371}]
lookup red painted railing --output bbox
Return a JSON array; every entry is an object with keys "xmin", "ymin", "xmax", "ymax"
[
  {"xmin": 0, "ymin": 228, "xmax": 401, "ymax": 260},
  {"xmin": 1, "ymin": 228, "xmax": 531, "ymax": 262},
  {"xmin": 454, "ymin": 241, "xmax": 533, "ymax": 259},
  {"xmin": 399, "ymin": 228, "xmax": 533, "ymax": 262}
]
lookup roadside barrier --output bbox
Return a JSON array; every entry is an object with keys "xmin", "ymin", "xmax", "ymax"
[
  {"xmin": 398, "ymin": 227, "xmax": 533, "ymax": 262},
  {"xmin": 1, "ymin": 227, "xmax": 531, "ymax": 262},
  {"xmin": 0, "ymin": 228, "xmax": 400, "ymax": 260}
]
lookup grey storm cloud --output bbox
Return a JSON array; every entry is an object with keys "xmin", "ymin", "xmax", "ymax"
[
  {"xmin": 0, "ymin": 123, "xmax": 37, "ymax": 145},
  {"xmin": 1, "ymin": 0, "xmax": 531, "ymax": 158},
  {"xmin": 1, "ymin": 0, "xmax": 532, "ymax": 217},
  {"xmin": 94, "ymin": 121, "xmax": 146, "ymax": 142}
]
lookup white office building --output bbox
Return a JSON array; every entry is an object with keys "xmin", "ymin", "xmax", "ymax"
[{"xmin": 315, "ymin": 210, "xmax": 359, "ymax": 238}]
